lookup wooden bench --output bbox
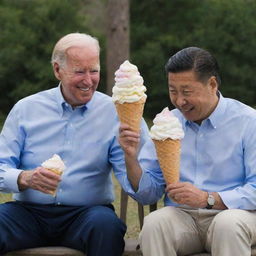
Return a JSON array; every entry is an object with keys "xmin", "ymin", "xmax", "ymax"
[
  {"xmin": 4, "ymin": 239, "xmax": 142, "ymax": 256},
  {"xmin": 3, "ymin": 190, "xmax": 256, "ymax": 256}
]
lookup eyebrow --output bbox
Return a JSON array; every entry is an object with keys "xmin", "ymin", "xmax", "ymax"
[{"xmin": 168, "ymin": 84, "xmax": 192, "ymax": 89}]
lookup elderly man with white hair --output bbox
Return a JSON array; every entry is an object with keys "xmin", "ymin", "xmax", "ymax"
[{"xmin": 0, "ymin": 33, "xmax": 165, "ymax": 255}]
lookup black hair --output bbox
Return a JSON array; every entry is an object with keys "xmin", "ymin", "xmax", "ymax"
[{"xmin": 165, "ymin": 47, "xmax": 221, "ymax": 86}]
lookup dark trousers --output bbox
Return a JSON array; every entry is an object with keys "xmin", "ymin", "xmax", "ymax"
[{"xmin": 0, "ymin": 201, "xmax": 126, "ymax": 256}]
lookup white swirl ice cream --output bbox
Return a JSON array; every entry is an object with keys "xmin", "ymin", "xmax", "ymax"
[
  {"xmin": 112, "ymin": 60, "xmax": 147, "ymax": 104},
  {"xmin": 42, "ymin": 154, "xmax": 66, "ymax": 174},
  {"xmin": 150, "ymin": 107, "xmax": 184, "ymax": 140}
]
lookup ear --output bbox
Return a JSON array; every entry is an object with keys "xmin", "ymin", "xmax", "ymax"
[
  {"xmin": 53, "ymin": 62, "xmax": 61, "ymax": 81},
  {"xmin": 208, "ymin": 76, "xmax": 218, "ymax": 92}
]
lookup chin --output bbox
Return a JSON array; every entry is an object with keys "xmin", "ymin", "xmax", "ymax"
[
  {"xmin": 81, "ymin": 97, "xmax": 93, "ymax": 105},
  {"xmin": 78, "ymin": 93, "xmax": 94, "ymax": 104}
]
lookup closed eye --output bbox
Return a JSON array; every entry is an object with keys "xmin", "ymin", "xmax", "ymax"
[
  {"xmin": 90, "ymin": 69, "xmax": 99, "ymax": 74},
  {"xmin": 75, "ymin": 70, "xmax": 85, "ymax": 74},
  {"xmin": 183, "ymin": 90, "xmax": 193, "ymax": 96},
  {"xmin": 169, "ymin": 89, "xmax": 177, "ymax": 95}
]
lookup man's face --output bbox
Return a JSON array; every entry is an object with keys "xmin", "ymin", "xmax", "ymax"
[
  {"xmin": 53, "ymin": 46, "xmax": 100, "ymax": 107},
  {"xmin": 168, "ymin": 70, "xmax": 219, "ymax": 124}
]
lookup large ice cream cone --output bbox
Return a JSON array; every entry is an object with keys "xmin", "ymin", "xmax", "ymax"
[
  {"xmin": 115, "ymin": 97, "xmax": 146, "ymax": 132},
  {"xmin": 112, "ymin": 60, "xmax": 147, "ymax": 132},
  {"xmin": 153, "ymin": 138, "xmax": 181, "ymax": 184},
  {"xmin": 150, "ymin": 107, "xmax": 184, "ymax": 185}
]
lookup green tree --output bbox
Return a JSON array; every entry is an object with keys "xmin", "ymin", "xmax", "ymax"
[
  {"xmin": 130, "ymin": 0, "xmax": 256, "ymax": 119},
  {"xmin": 186, "ymin": 0, "xmax": 256, "ymax": 106},
  {"xmin": 0, "ymin": 0, "xmax": 93, "ymax": 114},
  {"xmin": 1, "ymin": 0, "xmax": 256, "ymax": 120},
  {"xmin": 130, "ymin": 0, "xmax": 203, "ymax": 118},
  {"xmin": 106, "ymin": 0, "xmax": 130, "ymax": 96}
]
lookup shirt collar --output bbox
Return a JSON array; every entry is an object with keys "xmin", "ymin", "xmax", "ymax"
[
  {"xmin": 55, "ymin": 83, "xmax": 89, "ymax": 117},
  {"xmin": 206, "ymin": 92, "xmax": 226, "ymax": 129}
]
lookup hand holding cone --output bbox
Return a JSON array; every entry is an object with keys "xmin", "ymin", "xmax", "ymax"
[{"xmin": 41, "ymin": 154, "xmax": 66, "ymax": 196}]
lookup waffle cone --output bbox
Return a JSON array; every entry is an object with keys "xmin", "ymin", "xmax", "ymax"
[
  {"xmin": 46, "ymin": 168, "xmax": 63, "ymax": 196},
  {"xmin": 47, "ymin": 168, "xmax": 63, "ymax": 175},
  {"xmin": 115, "ymin": 97, "xmax": 146, "ymax": 132},
  {"xmin": 153, "ymin": 138, "xmax": 181, "ymax": 184}
]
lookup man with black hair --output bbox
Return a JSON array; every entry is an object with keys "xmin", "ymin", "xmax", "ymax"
[{"xmin": 135, "ymin": 47, "xmax": 256, "ymax": 255}]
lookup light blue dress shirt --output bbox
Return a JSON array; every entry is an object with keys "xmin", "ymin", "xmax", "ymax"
[
  {"xmin": 0, "ymin": 86, "xmax": 165, "ymax": 206},
  {"xmin": 167, "ymin": 93, "xmax": 256, "ymax": 210}
]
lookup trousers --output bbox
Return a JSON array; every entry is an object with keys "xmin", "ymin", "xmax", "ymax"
[
  {"xmin": 139, "ymin": 206, "xmax": 256, "ymax": 256},
  {"xmin": 0, "ymin": 201, "xmax": 126, "ymax": 256}
]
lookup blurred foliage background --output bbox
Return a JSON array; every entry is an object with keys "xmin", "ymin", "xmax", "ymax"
[
  {"xmin": 0, "ymin": 0, "xmax": 256, "ymax": 238},
  {"xmin": 1, "ymin": 0, "xmax": 256, "ymax": 122}
]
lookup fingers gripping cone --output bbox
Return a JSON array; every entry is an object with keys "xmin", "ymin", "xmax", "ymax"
[
  {"xmin": 41, "ymin": 154, "xmax": 66, "ymax": 196},
  {"xmin": 47, "ymin": 169, "xmax": 63, "ymax": 176},
  {"xmin": 153, "ymin": 139, "xmax": 181, "ymax": 184},
  {"xmin": 115, "ymin": 98, "xmax": 146, "ymax": 132},
  {"xmin": 46, "ymin": 168, "xmax": 63, "ymax": 196}
]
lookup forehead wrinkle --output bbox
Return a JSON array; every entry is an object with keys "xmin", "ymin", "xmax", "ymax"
[{"xmin": 66, "ymin": 55, "xmax": 100, "ymax": 71}]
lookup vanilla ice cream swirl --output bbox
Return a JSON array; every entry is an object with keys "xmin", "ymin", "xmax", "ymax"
[
  {"xmin": 42, "ymin": 154, "xmax": 66, "ymax": 172},
  {"xmin": 150, "ymin": 107, "xmax": 184, "ymax": 140},
  {"xmin": 112, "ymin": 60, "xmax": 147, "ymax": 103}
]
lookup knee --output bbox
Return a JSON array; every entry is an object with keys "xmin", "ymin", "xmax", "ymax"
[
  {"xmin": 209, "ymin": 209, "xmax": 247, "ymax": 235},
  {"xmin": 143, "ymin": 210, "xmax": 163, "ymax": 231},
  {"xmin": 86, "ymin": 206, "xmax": 126, "ymax": 235},
  {"xmin": 141, "ymin": 207, "xmax": 173, "ymax": 234}
]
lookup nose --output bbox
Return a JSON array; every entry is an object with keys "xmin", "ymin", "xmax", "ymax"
[
  {"xmin": 174, "ymin": 94, "xmax": 187, "ymax": 108},
  {"xmin": 82, "ymin": 72, "xmax": 93, "ymax": 85}
]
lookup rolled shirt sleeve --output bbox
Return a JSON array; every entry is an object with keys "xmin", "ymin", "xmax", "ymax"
[
  {"xmin": 0, "ymin": 104, "xmax": 25, "ymax": 193},
  {"xmin": 112, "ymin": 119, "xmax": 165, "ymax": 205}
]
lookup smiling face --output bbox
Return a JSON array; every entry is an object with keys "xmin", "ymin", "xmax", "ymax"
[
  {"xmin": 168, "ymin": 70, "xmax": 219, "ymax": 124},
  {"xmin": 53, "ymin": 45, "xmax": 100, "ymax": 107}
]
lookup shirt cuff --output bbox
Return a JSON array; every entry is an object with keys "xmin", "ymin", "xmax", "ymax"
[
  {"xmin": 122, "ymin": 171, "xmax": 160, "ymax": 205},
  {"xmin": 2, "ymin": 168, "xmax": 23, "ymax": 193},
  {"xmin": 218, "ymin": 190, "xmax": 241, "ymax": 209}
]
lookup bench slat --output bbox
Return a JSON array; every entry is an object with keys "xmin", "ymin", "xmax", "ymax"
[
  {"xmin": 5, "ymin": 247, "xmax": 84, "ymax": 256},
  {"xmin": 4, "ymin": 238, "xmax": 141, "ymax": 256}
]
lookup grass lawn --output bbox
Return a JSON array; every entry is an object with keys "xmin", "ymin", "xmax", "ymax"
[
  {"xmin": 0, "ymin": 175, "xmax": 164, "ymax": 239},
  {"xmin": 112, "ymin": 175, "xmax": 164, "ymax": 238}
]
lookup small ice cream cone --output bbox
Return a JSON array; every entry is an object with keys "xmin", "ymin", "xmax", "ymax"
[
  {"xmin": 153, "ymin": 139, "xmax": 181, "ymax": 184},
  {"xmin": 42, "ymin": 154, "xmax": 66, "ymax": 196},
  {"xmin": 46, "ymin": 168, "xmax": 63, "ymax": 196},
  {"xmin": 115, "ymin": 97, "xmax": 146, "ymax": 132},
  {"xmin": 46, "ymin": 168, "xmax": 63, "ymax": 176}
]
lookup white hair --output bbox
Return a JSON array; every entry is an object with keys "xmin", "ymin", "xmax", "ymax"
[{"xmin": 51, "ymin": 32, "xmax": 100, "ymax": 67}]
